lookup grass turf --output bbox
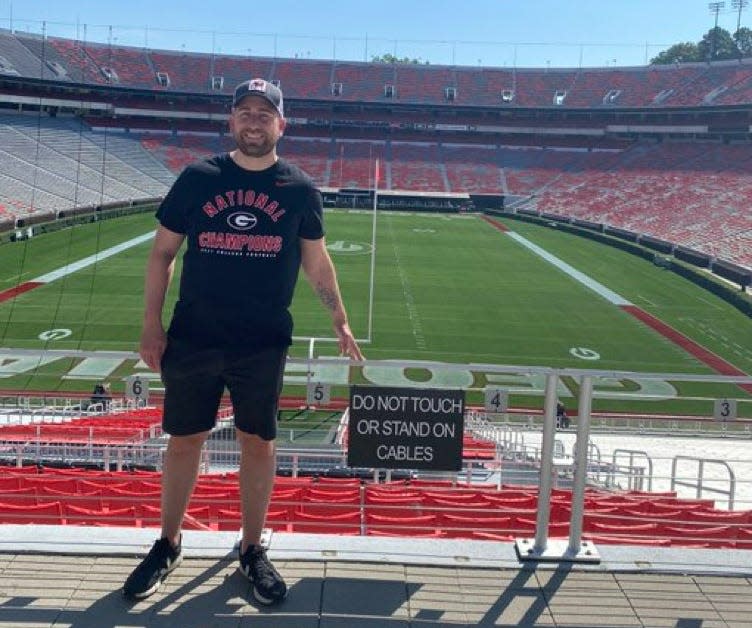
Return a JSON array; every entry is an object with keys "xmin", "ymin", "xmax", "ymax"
[{"xmin": 0, "ymin": 210, "xmax": 750, "ymax": 416}]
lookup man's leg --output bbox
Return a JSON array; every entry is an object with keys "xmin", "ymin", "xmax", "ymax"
[
  {"xmin": 237, "ymin": 430, "xmax": 276, "ymax": 552},
  {"xmin": 124, "ymin": 341, "xmax": 223, "ymax": 600},
  {"xmin": 236, "ymin": 429, "xmax": 287, "ymax": 605},
  {"xmin": 225, "ymin": 346, "xmax": 287, "ymax": 551},
  {"xmin": 123, "ymin": 429, "xmax": 211, "ymax": 600},
  {"xmin": 226, "ymin": 346, "xmax": 288, "ymax": 605},
  {"xmin": 161, "ymin": 430, "xmax": 211, "ymax": 547}
]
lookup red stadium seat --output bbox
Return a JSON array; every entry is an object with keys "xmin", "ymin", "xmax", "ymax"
[
  {"xmin": 365, "ymin": 513, "xmax": 436, "ymax": 537},
  {"xmin": 64, "ymin": 504, "xmax": 138, "ymax": 527},
  {"xmin": 294, "ymin": 510, "xmax": 362, "ymax": 535},
  {"xmin": 0, "ymin": 501, "xmax": 64, "ymax": 524}
]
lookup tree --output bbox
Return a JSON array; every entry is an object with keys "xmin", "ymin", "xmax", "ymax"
[
  {"xmin": 651, "ymin": 42, "xmax": 701, "ymax": 64},
  {"xmin": 734, "ymin": 27, "xmax": 752, "ymax": 57},
  {"xmin": 371, "ymin": 53, "xmax": 429, "ymax": 65},
  {"xmin": 697, "ymin": 27, "xmax": 740, "ymax": 61}
]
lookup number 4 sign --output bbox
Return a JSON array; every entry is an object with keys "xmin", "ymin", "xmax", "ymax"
[
  {"xmin": 484, "ymin": 387, "xmax": 508, "ymax": 414},
  {"xmin": 714, "ymin": 398, "xmax": 737, "ymax": 422}
]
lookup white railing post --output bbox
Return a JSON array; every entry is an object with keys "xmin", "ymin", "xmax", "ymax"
[
  {"xmin": 516, "ymin": 372, "xmax": 557, "ymax": 559},
  {"xmin": 566, "ymin": 375, "xmax": 600, "ymax": 561},
  {"xmin": 305, "ymin": 337, "xmax": 315, "ymax": 409},
  {"xmin": 533, "ymin": 373, "xmax": 558, "ymax": 552},
  {"xmin": 517, "ymin": 373, "xmax": 600, "ymax": 563}
]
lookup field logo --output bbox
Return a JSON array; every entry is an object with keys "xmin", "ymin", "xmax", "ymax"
[
  {"xmin": 38, "ymin": 329, "xmax": 72, "ymax": 341},
  {"xmin": 570, "ymin": 347, "xmax": 600, "ymax": 361},
  {"xmin": 326, "ymin": 240, "xmax": 372, "ymax": 255}
]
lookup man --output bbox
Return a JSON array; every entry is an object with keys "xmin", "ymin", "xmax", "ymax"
[
  {"xmin": 89, "ymin": 381, "xmax": 111, "ymax": 410},
  {"xmin": 123, "ymin": 78, "xmax": 363, "ymax": 605},
  {"xmin": 556, "ymin": 400, "xmax": 570, "ymax": 429}
]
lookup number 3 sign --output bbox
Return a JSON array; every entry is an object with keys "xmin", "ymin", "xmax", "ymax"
[{"xmin": 714, "ymin": 398, "xmax": 737, "ymax": 422}]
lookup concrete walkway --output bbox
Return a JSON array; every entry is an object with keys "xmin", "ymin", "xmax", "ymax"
[{"xmin": 0, "ymin": 527, "xmax": 750, "ymax": 627}]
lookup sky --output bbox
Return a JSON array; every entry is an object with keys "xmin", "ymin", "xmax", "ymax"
[{"xmin": 2, "ymin": 1, "xmax": 750, "ymax": 69}]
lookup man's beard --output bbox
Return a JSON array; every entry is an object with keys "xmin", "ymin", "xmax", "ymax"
[{"xmin": 234, "ymin": 132, "xmax": 277, "ymax": 158}]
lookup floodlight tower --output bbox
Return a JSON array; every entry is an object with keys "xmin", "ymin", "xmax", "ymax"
[
  {"xmin": 708, "ymin": 2, "xmax": 727, "ymax": 59},
  {"xmin": 732, "ymin": 0, "xmax": 749, "ymax": 32}
]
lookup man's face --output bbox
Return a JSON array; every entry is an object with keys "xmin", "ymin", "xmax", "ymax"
[{"xmin": 229, "ymin": 96, "xmax": 286, "ymax": 158}]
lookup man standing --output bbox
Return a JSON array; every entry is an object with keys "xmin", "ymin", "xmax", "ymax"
[{"xmin": 123, "ymin": 79, "xmax": 363, "ymax": 605}]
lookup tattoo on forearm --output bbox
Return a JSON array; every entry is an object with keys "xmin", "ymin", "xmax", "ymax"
[{"xmin": 315, "ymin": 283, "xmax": 339, "ymax": 311}]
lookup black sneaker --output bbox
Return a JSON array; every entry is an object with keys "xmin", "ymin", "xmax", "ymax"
[
  {"xmin": 238, "ymin": 544, "xmax": 288, "ymax": 605},
  {"xmin": 123, "ymin": 537, "xmax": 183, "ymax": 600}
]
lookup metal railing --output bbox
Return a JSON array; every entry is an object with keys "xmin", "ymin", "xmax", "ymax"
[{"xmin": 1, "ymin": 357, "xmax": 751, "ymax": 560}]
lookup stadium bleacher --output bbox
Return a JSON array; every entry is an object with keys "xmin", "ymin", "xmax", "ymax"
[
  {"xmin": 2, "ymin": 462, "xmax": 750, "ymax": 548},
  {"xmin": 0, "ymin": 113, "xmax": 173, "ymax": 214},
  {"xmin": 2, "ymin": 29, "xmax": 752, "ymax": 105},
  {"xmin": 2, "ymin": 108, "xmax": 751, "ymax": 268},
  {"xmin": 2, "ymin": 27, "xmax": 752, "ymax": 271}
]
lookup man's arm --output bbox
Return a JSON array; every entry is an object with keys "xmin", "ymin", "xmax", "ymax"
[
  {"xmin": 300, "ymin": 237, "xmax": 363, "ymax": 360},
  {"xmin": 140, "ymin": 225, "xmax": 185, "ymax": 372}
]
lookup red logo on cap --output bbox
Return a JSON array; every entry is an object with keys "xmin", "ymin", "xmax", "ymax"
[{"xmin": 249, "ymin": 79, "xmax": 267, "ymax": 92}]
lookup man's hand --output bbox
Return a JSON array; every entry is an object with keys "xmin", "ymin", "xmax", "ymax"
[
  {"xmin": 139, "ymin": 226, "xmax": 183, "ymax": 373},
  {"xmin": 139, "ymin": 320, "xmax": 167, "ymax": 372},
  {"xmin": 335, "ymin": 320, "xmax": 364, "ymax": 361}
]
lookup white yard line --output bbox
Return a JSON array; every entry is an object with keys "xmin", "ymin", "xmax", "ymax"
[
  {"xmin": 506, "ymin": 231, "xmax": 633, "ymax": 306},
  {"xmin": 387, "ymin": 217, "xmax": 427, "ymax": 351},
  {"xmin": 32, "ymin": 232, "xmax": 155, "ymax": 284}
]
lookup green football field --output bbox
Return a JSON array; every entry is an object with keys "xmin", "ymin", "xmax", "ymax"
[{"xmin": 1, "ymin": 209, "xmax": 751, "ymax": 415}]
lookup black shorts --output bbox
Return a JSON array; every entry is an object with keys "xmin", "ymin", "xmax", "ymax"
[{"xmin": 160, "ymin": 339, "xmax": 287, "ymax": 440}]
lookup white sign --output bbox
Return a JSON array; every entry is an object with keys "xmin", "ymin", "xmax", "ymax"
[
  {"xmin": 306, "ymin": 381, "xmax": 330, "ymax": 406},
  {"xmin": 714, "ymin": 398, "xmax": 737, "ymax": 422},
  {"xmin": 485, "ymin": 387, "xmax": 508, "ymax": 413},
  {"xmin": 125, "ymin": 375, "xmax": 149, "ymax": 407}
]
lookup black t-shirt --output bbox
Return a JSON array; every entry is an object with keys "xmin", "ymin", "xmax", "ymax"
[{"xmin": 156, "ymin": 155, "xmax": 325, "ymax": 350}]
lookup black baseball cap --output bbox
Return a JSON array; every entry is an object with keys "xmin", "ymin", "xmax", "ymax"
[{"xmin": 232, "ymin": 78, "xmax": 284, "ymax": 117}]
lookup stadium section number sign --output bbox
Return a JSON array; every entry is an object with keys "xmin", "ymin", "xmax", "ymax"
[
  {"xmin": 347, "ymin": 385, "xmax": 465, "ymax": 471},
  {"xmin": 485, "ymin": 387, "xmax": 508, "ymax": 413},
  {"xmin": 714, "ymin": 398, "xmax": 737, "ymax": 422},
  {"xmin": 306, "ymin": 381, "xmax": 330, "ymax": 406},
  {"xmin": 125, "ymin": 375, "xmax": 149, "ymax": 407}
]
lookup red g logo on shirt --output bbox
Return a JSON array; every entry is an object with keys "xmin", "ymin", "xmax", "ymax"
[{"xmin": 227, "ymin": 212, "xmax": 258, "ymax": 230}]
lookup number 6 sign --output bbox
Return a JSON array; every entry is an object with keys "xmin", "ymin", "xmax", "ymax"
[{"xmin": 126, "ymin": 375, "xmax": 149, "ymax": 407}]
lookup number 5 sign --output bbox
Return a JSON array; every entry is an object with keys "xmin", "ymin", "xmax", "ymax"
[
  {"xmin": 126, "ymin": 375, "xmax": 149, "ymax": 407},
  {"xmin": 714, "ymin": 398, "xmax": 737, "ymax": 422},
  {"xmin": 306, "ymin": 381, "xmax": 330, "ymax": 406}
]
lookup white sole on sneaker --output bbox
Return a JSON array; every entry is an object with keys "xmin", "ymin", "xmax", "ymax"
[
  {"xmin": 237, "ymin": 565, "xmax": 288, "ymax": 605},
  {"xmin": 125, "ymin": 553, "xmax": 183, "ymax": 600},
  {"xmin": 252, "ymin": 584, "xmax": 288, "ymax": 606}
]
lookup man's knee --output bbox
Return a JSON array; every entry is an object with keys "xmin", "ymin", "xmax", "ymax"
[
  {"xmin": 166, "ymin": 431, "xmax": 210, "ymax": 455},
  {"xmin": 236, "ymin": 429, "xmax": 276, "ymax": 458}
]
